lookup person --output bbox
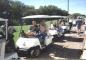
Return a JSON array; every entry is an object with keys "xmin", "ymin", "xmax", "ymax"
[
  {"xmin": 50, "ymin": 23, "xmax": 54, "ymax": 29},
  {"xmin": 39, "ymin": 20, "xmax": 47, "ymax": 39},
  {"xmin": 37, "ymin": 20, "xmax": 47, "ymax": 45},
  {"xmin": 53, "ymin": 22, "xmax": 57, "ymax": 29},
  {"xmin": 73, "ymin": 20, "xmax": 76, "ymax": 26},
  {"xmin": 6, "ymin": 26, "xmax": 16, "ymax": 52},
  {"xmin": 69, "ymin": 19, "xmax": 73, "ymax": 30},
  {"xmin": 58, "ymin": 21, "xmax": 64, "ymax": 35},
  {"xmin": 76, "ymin": 17, "xmax": 83, "ymax": 35},
  {"xmin": 30, "ymin": 20, "xmax": 39, "ymax": 35}
]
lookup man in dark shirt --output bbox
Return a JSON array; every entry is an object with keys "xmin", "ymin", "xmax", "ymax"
[
  {"xmin": 76, "ymin": 17, "xmax": 83, "ymax": 35},
  {"xmin": 30, "ymin": 20, "xmax": 39, "ymax": 35},
  {"xmin": 69, "ymin": 19, "xmax": 73, "ymax": 30}
]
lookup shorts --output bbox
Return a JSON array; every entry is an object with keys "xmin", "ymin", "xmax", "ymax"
[{"xmin": 77, "ymin": 25, "xmax": 81, "ymax": 29}]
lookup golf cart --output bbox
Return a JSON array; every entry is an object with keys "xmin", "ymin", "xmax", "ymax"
[
  {"xmin": 61, "ymin": 19, "xmax": 70, "ymax": 33},
  {"xmin": 48, "ymin": 15, "xmax": 68, "ymax": 37},
  {"xmin": 55, "ymin": 16, "xmax": 70, "ymax": 34},
  {"xmin": 16, "ymin": 15, "xmax": 67, "ymax": 57}
]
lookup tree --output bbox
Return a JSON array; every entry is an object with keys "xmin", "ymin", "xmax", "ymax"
[
  {"xmin": 37, "ymin": 5, "xmax": 68, "ymax": 16},
  {"xmin": 8, "ymin": 1, "xmax": 26, "ymax": 25},
  {"xmin": 71, "ymin": 13, "xmax": 86, "ymax": 19},
  {"xmin": 0, "ymin": 0, "xmax": 10, "ymax": 18},
  {"xmin": 23, "ymin": 5, "xmax": 36, "ymax": 16},
  {"xmin": 0, "ymin": 0, "xmax": 69, "ymax": 25}
]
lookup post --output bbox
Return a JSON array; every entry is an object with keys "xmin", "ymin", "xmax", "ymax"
[
  {"xmin": 67, "ymin": 0, "xmax": 69, "ymax": 15},
  {"xmin": 19, "ymin": 19, "xmax": 23, "ymax": 37},
  {"xmin": 6, "ymin": 19, "xmax": 8, "ymax": 40},
  {"xmin": 67, "ymin": 0, "xmax": 69, "ymax": 21}
]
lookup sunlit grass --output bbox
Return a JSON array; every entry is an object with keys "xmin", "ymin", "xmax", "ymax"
[{"xmin": 13, "ymin": 25, "xmax": 29, "ymax": 43}]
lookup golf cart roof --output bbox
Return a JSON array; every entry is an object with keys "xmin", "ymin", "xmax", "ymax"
[
  {"xmin": 50, "ymin": 15, "xmax": 67, "ymax": 19},
  {"xmin": 0, "ymin": 18, "xmax": 8, "ymax": 21},
  {"xmin": 22, "ymin": 15, "xmax": 67, "ymax": 19}
]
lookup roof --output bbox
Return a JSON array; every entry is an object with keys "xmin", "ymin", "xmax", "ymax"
[
  {"xmin": 22, "ymin": 15, "xmax": 67, "ymax": 19},
  {"xmin": 0, "ymin": 18, "xmax": 8, "ymax": 21}
]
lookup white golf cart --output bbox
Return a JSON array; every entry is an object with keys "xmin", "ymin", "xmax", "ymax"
[
  {"xmin": 61, "ymin": 21, "xmax": 70, "ymax": 33},
  {"xmin": 16, "ymin": 15, "xmax": 67, "ymax": 57},
  {"xmin": 57, "ymin": 17, "xmax": 70, "ymax": 33}
]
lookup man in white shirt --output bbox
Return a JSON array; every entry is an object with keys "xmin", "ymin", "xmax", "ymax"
[{"xmin": 69, "ymin": 19, "xmax": 73, "ymax": 30}]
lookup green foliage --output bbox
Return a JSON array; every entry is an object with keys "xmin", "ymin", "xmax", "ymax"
[
  {"xmin": 37, "ymin": 5, "xmax": 68, "ymax": 15},
  {"xmin": 0, "ymin": 0, "xmax": 10, "ymax": 18},
  {"xmin": 71, "ymin": 13, "xmax": 86, "ymax": 19},
  {"xmin": 0, "ymin": 0, "xmax": 85, "ymax": 25},
  {"xmin": 0, "ymin": 0, "xmax": 68, "ymax": 25}
]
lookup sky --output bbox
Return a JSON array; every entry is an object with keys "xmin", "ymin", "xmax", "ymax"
[{"xmin": 15, "ymin": 0, "xmax": 86, "ymax": 15}]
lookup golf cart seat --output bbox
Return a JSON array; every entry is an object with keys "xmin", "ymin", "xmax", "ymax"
[{"xmin": 48, "ymin": 29, "xmax": 57, "ymax": 36}]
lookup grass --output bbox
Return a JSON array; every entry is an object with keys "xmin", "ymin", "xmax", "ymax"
[{"xmin": 13, "ymin": 25, "xmax": 29, "ymax": 43}]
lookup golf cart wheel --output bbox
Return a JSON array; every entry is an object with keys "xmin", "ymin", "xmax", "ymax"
[
  {"xmin": 30, "ymin": 46, "xmax": 41, "ymax": 57},
  {"xmin": 51, "ymin": 38, "xmax": 54, "ymax": 44}
]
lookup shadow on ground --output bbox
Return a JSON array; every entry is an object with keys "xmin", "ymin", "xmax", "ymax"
[
  {"xmin": 53, "ymin": 35, "xmax": 84, "ymax": 42},
  {"xmin": 27, "ymin": 44, "xmax": 83, "ymax": 59},
  {"xmin": 27, "ymin": 34, "xmax": 84, "ymax": 59},
  {"xmin": 64, "ymin": 36, "xmax": 84, "ymax": 42}
]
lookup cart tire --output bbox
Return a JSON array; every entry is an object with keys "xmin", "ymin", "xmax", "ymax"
[{"xmin": 30, "ymin": 46, "xmax": 41, "ymax": 57}]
